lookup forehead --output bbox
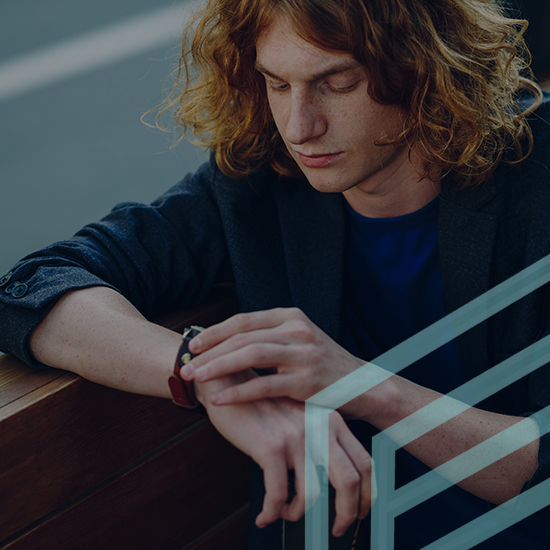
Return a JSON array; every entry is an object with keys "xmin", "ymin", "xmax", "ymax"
[{"xmin": 255, "ymin": 13, "xmax": 359, "ymax": 79}]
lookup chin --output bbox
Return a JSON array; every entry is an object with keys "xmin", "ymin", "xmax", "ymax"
[
  {"xmin": 304, "ymin": 178, "xmax": 338, "ymax": 193},
  {"xmin": 303, "ymin": 173, "xmax": 356, "ymax": 194}
]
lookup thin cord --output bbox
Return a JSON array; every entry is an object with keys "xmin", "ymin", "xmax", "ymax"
[{"xmin": 350, "ymin": 518, "xmax": 362, "ymax": 550}]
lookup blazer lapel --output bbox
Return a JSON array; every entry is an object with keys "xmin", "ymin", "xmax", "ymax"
[
  {"xmin": 439, "ymin": 179, "xmax": 498, "ymax": 379},
  {"xmin": 274, "ymin": 180, "xmax": 346, "ymax": 342},
  {"xmin": 273, "ymin": 175, "xmax": 500, "ymax": 379}
]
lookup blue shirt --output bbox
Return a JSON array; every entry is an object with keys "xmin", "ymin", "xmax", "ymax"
[{"xmin": 341, "ymin": 197, "xmax": 549, "ymax": 549}]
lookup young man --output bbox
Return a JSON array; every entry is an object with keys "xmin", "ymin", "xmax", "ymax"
[{"xmin": 1, "ymin": 0, "xmax": 549, "ymax": 548}]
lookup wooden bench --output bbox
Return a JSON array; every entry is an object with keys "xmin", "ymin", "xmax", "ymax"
[{"xmin": 0, "ymin": 287, "xmax": 250, "ymax": 550}]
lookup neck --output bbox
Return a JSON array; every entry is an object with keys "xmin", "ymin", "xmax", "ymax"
[{"xmin": 343, "ymin": 148, "xmax": 440, "ymax": 218}]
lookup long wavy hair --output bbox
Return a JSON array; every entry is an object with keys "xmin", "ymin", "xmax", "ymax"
[{"xmin": 153, "ymin": 0, "xmax": 543, "ymax": 187}]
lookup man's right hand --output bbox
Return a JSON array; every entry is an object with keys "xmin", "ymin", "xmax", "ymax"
[{"xmin": 195, "ymin": 371, "xmax": 374, "ymax": 538}]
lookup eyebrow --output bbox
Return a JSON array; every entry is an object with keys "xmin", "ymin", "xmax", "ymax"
[{"xmin": 254, "ymin": 60, "xmax": 361, "ymax": 83}]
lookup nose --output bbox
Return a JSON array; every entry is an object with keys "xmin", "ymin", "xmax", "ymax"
[{"xmin": 284, "ymin": 91, "xmax": 327, "ymax": 145}]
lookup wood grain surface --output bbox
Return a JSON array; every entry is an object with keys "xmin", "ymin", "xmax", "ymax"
[{"xmin": 0, "ymin": 286, "xmax": 249, "ymax": 549}]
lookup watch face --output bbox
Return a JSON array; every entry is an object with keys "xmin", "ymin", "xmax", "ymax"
[{"xmin": 183, "ymin": 326, "xmax": 204, "ymax": 339}]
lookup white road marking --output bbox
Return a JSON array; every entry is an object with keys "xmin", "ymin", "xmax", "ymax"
[{"xmin": 0, "ymin": 1, "xmax": 200, "ymax": 102}]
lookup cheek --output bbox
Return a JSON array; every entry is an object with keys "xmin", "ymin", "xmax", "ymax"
[
  {"xmin": 346, "ymin": 105, "xmax": 403, "ymax": 150},
  {"xmin": 326, "ymin": 102, "xmax": 367, "ymax": 144},
  {"xmin": 375, "ymin": 105, "xmax": 406, "ymax": 136},
  {"xmin": 266, "ymin": 93, "xmax": 287, "ymax": 133}
]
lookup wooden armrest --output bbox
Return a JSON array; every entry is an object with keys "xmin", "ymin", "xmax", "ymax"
[{"xmin": 0, "ymin": 286, "xmax": 250, "ymax": 550}]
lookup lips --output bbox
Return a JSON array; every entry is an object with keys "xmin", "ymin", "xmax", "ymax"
[{"xmin": 296, "ymin": 151, "xmax": 342, "ymax": 168}]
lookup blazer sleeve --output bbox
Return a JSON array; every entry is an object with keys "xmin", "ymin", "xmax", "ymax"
[{"xmin": 0, "ymin": 159, "xmax": 232, "ymax": 368}]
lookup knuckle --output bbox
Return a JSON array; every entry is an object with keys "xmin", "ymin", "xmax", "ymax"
[
  {"xmin": 340, "ymin": 468, "xmax": 360, "ymax": 490},
  {"xmin": 280, "ymin": 427, "xmax": 303, "ymax": 451},
  {"xmin": 290, "ymin": 319, "xmax": 315, "ymax": 342},
  {"xmin": 287, "ymin": 307, "xmax": 305, "ymax": 319},
  {"xmin": 285, "ymin": 505, "xmax": 305, "ymax": 522},
  {"xmin": 362, "ymin": 493, "xmax": 373, "ymax": 513},
  {"xmin": 233, "ymin": 312, "xmax": 253, "ymax": 331},
  {"xmin": 275, "ymin": 492, "xmax": 288, "ymax": 507},
  {"xmin": 358, "ymin": 455, "xmax": 373, "ymax": 476},
  {"xmin": 266, "ymin": 439, "xmax": 287, "ymax": 458},
  {"xmin": 267, "ymin": 489, "xmax": 287, "ymax": 508}
]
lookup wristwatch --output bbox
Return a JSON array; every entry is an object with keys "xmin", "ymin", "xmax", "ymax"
[{"xmin": 168, "ymin": 326, "xmax": 204, "ymax": 408}]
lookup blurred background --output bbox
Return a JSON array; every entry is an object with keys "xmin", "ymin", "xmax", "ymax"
[
  {"xmin": 0, "ymin": 0, "xmax": 208, "ymax": 276},
  {"xmin": 0, "ymin": 0, "xmax": 549, "ymax": 276},
  {"xmin": 509, "ymin": 0, "xmax": 550, "ymax": 80}
]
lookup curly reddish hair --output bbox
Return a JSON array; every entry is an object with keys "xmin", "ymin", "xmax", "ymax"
[{"xmin": 153, "ymin": 0, "xmax": 543, "ymax": 187}]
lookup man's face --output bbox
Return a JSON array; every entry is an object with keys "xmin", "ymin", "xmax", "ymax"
[{"xmin": 256, "ymin": 15, "xmax": 434, "ymax": 216}]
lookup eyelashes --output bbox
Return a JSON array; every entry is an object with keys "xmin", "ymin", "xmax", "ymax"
[
  {"xmin": 267, "ymin": 81, "xmax": 290, "ymax": 92},
  {"xmin": 327, "ymin": 82, "xmax": 359, "ymax": 94},
  {"xmin": 266, "ymin": 80, "xmax": 360, "ymax": 94}
]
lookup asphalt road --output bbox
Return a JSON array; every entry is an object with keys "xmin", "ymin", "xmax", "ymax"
[{"xmin": 0, "ymin": 0, "xmax": 208, "ymax": 276}]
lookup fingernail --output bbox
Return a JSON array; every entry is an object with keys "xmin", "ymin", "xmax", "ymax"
[
  {"xmin": 210, "ymin": 392, "xmax": 221, "ymax": 404},
  {"xmin": 256, "ymin": 519, "xmax": 266, "ymax": 528},
  {"xmin": 189, "ymin": 336, "xmax": 202, "ymax": 352},
  {"xmin": 181, "ymin": 365, "xmax": 192, "ymax": 378}
]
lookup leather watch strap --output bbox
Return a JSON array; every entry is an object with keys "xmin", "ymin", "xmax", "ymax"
[{"xmin": 169, "ymin": 326, "xmax": 204, "ymax": 408}]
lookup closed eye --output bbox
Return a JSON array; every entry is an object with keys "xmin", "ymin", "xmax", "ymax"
[
  {"xmin": 266, "ymin": 79, "xmax": 289, "ymax": 92},
  {"xmin": 267, "ymin": 79, "xmax": 360, "ymax": 94},
  {"xmin": 327, "ymin": 81, "xmax": 359, "ymax": 94}
]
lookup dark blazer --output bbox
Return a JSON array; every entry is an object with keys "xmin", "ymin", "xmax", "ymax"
[{"xmin": 2, "ymin": 99, "xmax": 550, "ymax": 545}]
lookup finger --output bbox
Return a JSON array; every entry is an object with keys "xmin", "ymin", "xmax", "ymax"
[
  {"xmin": 182, "ymin": 328, "xmax": 290, "ymax": 378},
  {"xmin": 278, "ymin": 434, "xmax": 326, "ymax": 524},
  {"xmin": 280, "ymin": 457, "xmax": 306, "ymax": 522},
  {"xmin": 186, "ymin": 342, "xmax": 291, "ymax": 380},
  {"xmin": 191, "ymin": 341, "xmax": 292, "ymax": 382},
  {"xmin": 328, "ymin": 440, "xmax": 361, "ymax": 537},
  {"xmin": 280, "ymin": 471, "xmax": 323, "ymax": 523},
  {"xmin": 336, "ymin": 426, "xmax": 374, "ymax": 519},
  {"xmin": 186, "ymin": 338, "xmax": 318, "ymax": 384},
  {"xmin": 286, "ymin": 450, "xmax": 322, "ymax": 520},
  {"xmin": 210, "ymin": 373, "xmax": 297, "ymax": 404},
  {"xmin": 183, "ymin": 312, "xmax": 320, "ymax": 380},
  {"xmin": 189, "ymin": 309, "xmax": 297, "ymax": 354},
  {"xmin": 256, "ymin": 456, "xmax": 289, "ymax": 528}
]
